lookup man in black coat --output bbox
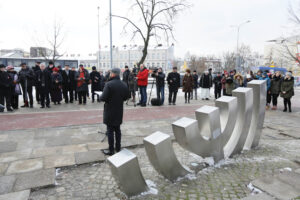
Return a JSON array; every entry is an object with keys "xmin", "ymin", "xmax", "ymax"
[
  {"xmin": 36, "ymin": 63, "xmax": 52, "ymax": 108},
  {"xmin": 213, "ymin": 72, "xmax": 222, "ymax": 99},
  {"xmin": 153, "ymin": 67, "xmax": 165, "ymax": 105},
  {"xmin": 90, "ymin": 66, "xmax": 102, "ymax": 102},
  {"xmin": 122, "ymin": 65, "xmax": 130, "ymax": 87},
  {"xmin": 47, "ymin": 61, "xmax": 55, "ymax": 74},
  {"xmin": 61, "ymin": 65, "xmax": 75, "ymax": 103},
  {"xmin": 0, "ymin": 64, "xmax": 13, "ymax": 112},
  {"xmin": 100, "ymin": 68, "xmax": 129, "ymax": 155},
  {"xmin": 18, "ymin": 63, "xmax": 35, "ymax": 108},
  {"xmin": 32, "ymin": 61, "xmax": 41, "ymax": 104},
  {"xmin": 167, "ymin": 67, "xmax": 180, "ymax": 105}
]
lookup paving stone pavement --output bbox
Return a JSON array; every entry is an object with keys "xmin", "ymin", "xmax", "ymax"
[{"xmin": 0, "ymin": 89, "xmax": 299, "ymax": 199}]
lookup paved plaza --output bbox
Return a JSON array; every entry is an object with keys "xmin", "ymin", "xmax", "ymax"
[{"xmin": 0, "ymin": 89, "xmax": 299, "ymax": 200}]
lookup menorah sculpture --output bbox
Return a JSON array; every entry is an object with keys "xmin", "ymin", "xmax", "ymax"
[{"xmin": 108, "ymin": 80, "xmax": 266, "ymax": 197}]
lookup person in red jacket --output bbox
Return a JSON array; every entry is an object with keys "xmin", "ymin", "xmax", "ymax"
[{"xmin": 136, "ymin": 64, "xmax": 149, "ymax": 107}]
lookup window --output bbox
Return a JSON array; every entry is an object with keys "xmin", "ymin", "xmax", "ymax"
[
  {"xmin": 152, "ymin": 63, "xmax": 155, "ymax": 67},
  {"xmin": 157, "ymin": 63, "xmax": 160, "ymax": 67},
  {"xmin": 147, "ymin": 63, "xmax": 150, "ymax": 67},
  {"xmin": 152, "ymin": 53, "xmax": 155, "ymax": 59},
  {"xmin": 162, "ymin": 62, "xmax": 165, "ymax": 68},
  {"xmin": 157, "ymin": 53, "xmax": 160, "ymax": 59}
]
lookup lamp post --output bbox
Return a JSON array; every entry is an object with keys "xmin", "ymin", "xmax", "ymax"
[
  {"xmin": 231, "ymin": 20, "xmax": 251, "ymax": 72},
  {"xmin": 109, "ymin": 0, "xmax": 113, "ymax": 69},
  {"xmin": 97, "ymin": 6, "xmax": 101, "ymax": 70}
]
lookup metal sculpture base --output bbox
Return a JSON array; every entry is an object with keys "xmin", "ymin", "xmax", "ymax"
[
  {"xmin": 144, "ymin": 131, "xmax": 190, "ymax": 181},
  {"xmin": 107, "ymin": 149, "xmax": 148, "ymax": 197}
]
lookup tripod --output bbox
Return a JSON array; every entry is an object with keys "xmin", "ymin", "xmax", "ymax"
[{"xmin": 147, "ymin": 78, "xmax": 156, "ymax": 105}]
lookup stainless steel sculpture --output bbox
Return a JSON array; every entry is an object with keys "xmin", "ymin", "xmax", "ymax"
[
  {"xmin": 143, "ymin": 131, "xmax": 190, "ymax": 181},
  {"xmin": 107, "ymin": 149, "xmax": 148, "ymax": 197},
  {"xmin": 244, "ymin": 80, "xmax": 266, "ymax": 150},
  {"xmin": 108, "ymin": 80, "xmax": 266, "ymax": 197},
  {"xmin": 172, "ymin": 96, "xmax": 238, "ymax": 162},
  {"xmin": 223, "ymin": 87, "xmax": 253, "ymax": 158}
]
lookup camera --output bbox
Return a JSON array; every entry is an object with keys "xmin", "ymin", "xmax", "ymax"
[{"xmin": 151, "ymin": 68, "xmax": 158, "ymax": 78}]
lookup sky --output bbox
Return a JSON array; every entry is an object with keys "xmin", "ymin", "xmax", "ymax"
[{"xmin": 0, "ymin": 0, "xmax": 296, "ymax": 58}]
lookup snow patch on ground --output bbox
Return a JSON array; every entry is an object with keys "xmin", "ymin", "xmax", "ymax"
[
  {"xmin": 247, "ymin": 183, "xmax": 262, "ymax": 195},
  {"xmin": 280, "ymin": 167, "xmax": 292, "ymax": 172}
]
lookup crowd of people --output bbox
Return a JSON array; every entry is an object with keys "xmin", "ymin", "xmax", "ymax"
[
  {"xmin": 0, "ymin": 62, "xmax": 296, "ymax": 113},
  {"xmin": 0, "ymin": 62, "xmax": 106, "ymax": 112}
]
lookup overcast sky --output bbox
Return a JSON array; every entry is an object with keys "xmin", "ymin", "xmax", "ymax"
[{"xmin": 0, "ymin": 0, "xmax": 296, "ymax": 58}]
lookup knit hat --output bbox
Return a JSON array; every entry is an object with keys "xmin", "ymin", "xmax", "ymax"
[
  {"xmin": 111, "ymin": 68, "xmax": 120, "ymax": 75},
  {"xmin": 286, "ymin": 72, "xmax": 292, "ymax": 77},
  {"xmin": 92, "ymin": 66, "xmax": 96, "ymax": 70},
  {"xmin": 53, "ymin": 67, "xmax": 59, "ymax": 72},
  {"xmin": 0, "ymin": 64, "xmax": 6, "ymax": 69}
]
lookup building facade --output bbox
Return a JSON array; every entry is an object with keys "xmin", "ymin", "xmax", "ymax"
[{"xmin": 97, "ymin": 45, "xmax": 174, "ymax": 71}]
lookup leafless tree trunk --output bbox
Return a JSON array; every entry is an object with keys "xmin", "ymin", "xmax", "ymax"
[
  {"xmin": 223, "ymin": 51, "xmax": 236, "ymax": 71},
  {"xmin": 113, "ymin": 0, "xmax": 189, "ymax": 68},
  {"xmin": 33, "ymin": 18, "xmax": 66, "ymax": 64}
]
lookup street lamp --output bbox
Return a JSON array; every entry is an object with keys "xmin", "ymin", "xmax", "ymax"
[
  {"xmin": 231, "ymin": 20, "xmax": 251, "ymax": 72},
  {"xmin": 97, "ymin": 6, "xmax": 101, "ymax": 70},
  {"xmin": 109, "ymin": 0, "xmax": 113, "ymax": 69}
]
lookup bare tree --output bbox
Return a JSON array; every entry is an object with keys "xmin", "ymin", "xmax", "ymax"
[
  {"xmin": 113, "ymin": 0, "xmax": 190, "ymax": 67},
  {"xmin": 33, "ymin": 18, "xmax": 66, "ymax": 63},
  {"xmin": 223, "ymin": 51, "xmax": 236, "ymax": 71}
]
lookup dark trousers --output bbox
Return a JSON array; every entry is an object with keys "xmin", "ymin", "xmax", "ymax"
[
  {"xmin": 283, "ymin": 98, "xmax": 291, "ymax": 111},
  {"xmin": 21, "ymin": 85, "xmax": 33, "ymax": 106},
  {"xmin": 266, "ymin": 91, "xmax": 271, "ymax": 105},
  {"xmin": 35, "ymin": 86, "xmax": 40, "ymax": 102},
  {"xmin": 11, "ymin": 95, "xmax": 18, "ymax": 109},
  {"xmin": 63, "ymin": 87, "xmax": 74, "ymax": 103},
  {"xmin": 184, "ymin": 92, "xmax": 191, "ymax": 102},
  {"xmin": 223, "ymin": 89, "xmax": 226, "ymax": 96},
  {"xmin": 168, "ymin": 89, "xmax": 178, "ymax": 104},
  {"xmin": 40, "ymin": 87, "xmax": 50, "ymax": 107},
  {"xmin": 78, "ymin": 91, "xmax": 87, "ymax": 104},
  {"xmin": 0, "ymin": 89, "xmax": 11, "ymax": 109},
  {"xmin": 91, "ymin": 90, "xmax": 100, "ymax": 102},
  {"xmin": 215, "ymin": 88, "xmax": 221, "ymax": 99},
  {"xmin": 75, "ymin": 91, "xmax": 78, "ymax": 101},
  {"xmin": 271, "ymin": 94, "xmax": 279, "ymax": 106},
  {"xmin": 139, "ymin": 86, "xmax": 147, "ymax": 105},
  {"xmin": 107, "ymin": 125, "xmax": 121, "ymax": 153},
  {"xmin": 156, "ymin": 86, "xmax": 165, "ymax": 105}
]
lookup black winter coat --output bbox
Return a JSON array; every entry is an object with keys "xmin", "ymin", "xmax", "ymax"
[
  {"xmin": 90, "ymin": 71, "xmax": 102, "ymax": 91},
  {"xmin": 75, "ymin": 69, "xmax": 90, "ymax": 92},
  {"xmin": 18, "ymin": 67, "xmax": 35, "ymax": 87},
  {"xmin": 35, "ymin": 70, "xmax": 52, "ymax": 91},
  {"xmin": 62, "ymin": 70, "xmax": 76, "ymax": 90},
  {"xmin": 270, "ymin": 76, "xmax": 282, "ymax": 95},
  {"xmin": 167, "ymin": 72, "xmax": 180, "ymax": 91},
  {"xmin": 155, "ymin": 72, "xmax": 165, "ymax": 87},
  {"xmin": 122, "ymin": 70, "xmax": 130, "ymax": 86},
  {"xmin": 200, "ymin": 74, "xmax": 212, "ymax": 88},
  {"xmin": 100, "ymin": 76, "xmax": 129, "ymax": 126},
  {"xmin": 0, "ymin": 71, "xmax": 13, "ymax": 92},
  {"xmin": 213, "ymin": 76, "xmax": 222, "ymax": 90},
  {"xmin": 192, "ymin": 74, "xmax": 198, "ymax": 89}
]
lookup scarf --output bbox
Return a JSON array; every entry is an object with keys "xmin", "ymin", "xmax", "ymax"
[{"xmin": 77, "ymin": 71, "xmax": 85, "ymax": 87}]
